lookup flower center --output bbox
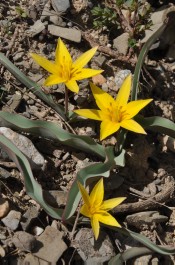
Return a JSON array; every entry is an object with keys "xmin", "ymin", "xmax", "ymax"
[
  {"xmin": 89, "ymin": 204, "xmax": 100, "ymax": 215},
  {"xmin": 106, "ymin": 102, "xmax": 124, "ymax": 123},
  {"xmin": 60, "ymin": 56, "xmax": 72, "ymax": 81}
]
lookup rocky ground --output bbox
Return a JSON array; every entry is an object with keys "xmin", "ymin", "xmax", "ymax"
[{"xmin": 0, "ymin": 0, "xmax": 175, "ymax": 264}]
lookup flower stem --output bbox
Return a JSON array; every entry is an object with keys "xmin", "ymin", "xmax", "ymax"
[
  {"xmin": 65, "ymin": 86, "xmax": 68, "ymax": 117},
  {"xmin": 114, "ymin": 129, "xmax": 127, "ymax": 155}
]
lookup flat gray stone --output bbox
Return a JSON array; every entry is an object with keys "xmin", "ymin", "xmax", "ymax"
[
  {"xmin": 0, "ymin": 127, "xmax": 45, "ymax": 168},
  {"xmin": 48, "ymin": 24, "xmax": 81, "ymax": 42},
  {"xmin": 33, "ymin": 226, "xmax": 67, "ymax": 263},
  {"xmin": 23, "ymin": 253, "xmax": 50, "ymax": 264},
  {"xmin": 74, "ymin": 228, "xmax": 115, "ymax": 263},
  {"xmin": 113, "ymin": 32, "xmax": 129, "ymax": 55},
  {"xmin": 2, "ymin": 210, "xmax": 21, "ymax": 230},
  {"xmin": 20, "ymin": 206, "xmax": 39, "ymax": 231},
  {"xmin": 51, "ymin": 0, "xmax": 70, "ymax": 12},
  {"xmin": 27, "ymin": 20, "xmax": 45, "ymax": 37},
  {"xmin": 12, "ymin": 231, "xmax": 36, "ymax": 252}
]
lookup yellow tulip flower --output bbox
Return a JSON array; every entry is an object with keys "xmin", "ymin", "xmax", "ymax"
[
  {"xmin": 30, "ymin": 38, "xmax": 103, "ymax": 93},
  {"xmin": 74, "ymin": 75, "xmax": 153, "ymax": 140},
  {"xmin": 78, "ymin": 178, "xmax": 126, "ymax": 240}
]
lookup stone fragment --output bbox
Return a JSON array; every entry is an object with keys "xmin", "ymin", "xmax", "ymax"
[
  {"xmin": 141, "ymin": 6, "xmax": 175, "ymax": 45},
  {"xmin": 92, "ymin": 74, "xmax": 106, "ymax": 86},
  {"xmin": 125, "ymin": 211, "xmax": 168, "ymax": 229},
  {"xmin": 12, "ymin": 231, "xmax": 36, "ymax": 251},
  {"xmin": 22, "ymin": 254, "xmax": 41, "ymax": 265},
  {"xmin": 32, "ymin": 226, "xmax": 44, "ymax": 236},
  {"xmin": 0, "ymin": 245, "xmax": 5, "ymax": 258},
  {"xmin": 114, "ymin": 70, "xmax": 131, "ymax": 89},
  {"xmin": 141, "ymin": 8, "xmax": 164, "ymax": 43},
  {"xmin": 49, "ymin": 14, "xmax": 63, "ymax": 26},
  {"xmin": 2, "ymin": 93, "xmax": 22, "ymax": 112},
  {"xmin": 51, "ymin": 0, "xmax": 70, "ymax": 12},
  {"xmin": 20, "ymin": 206, "xmax": 39, "ymax": 231},
  {"xmin": 74, "ymin": 228, "xmax": 115, "ymax": 263},
  {"xmin": 0, "ymin": 167, "xmax": 11, "ymax": 179},
  {"xmin": 33, "ymin": 226, "xmax": 67, "ymax": 263},
  {"xmin": 27, "ymin": 20, "xmax": 45, "ymax": 37},
  {"xmin": 94, "ymin": 55, "xmax": 106, "ymax": 67},
  {"xmin": 166, "ymin": 136, "xmax": 175, "ymax": 153},
  {"xmin": 43, "ymin": 190, "xmax": 67, "ymax": 207},
  {"xmin": 113, "ymin": 32, "xmax": 129, "ymax": 55},
  {"xmin": 13, "ymin": 52, "xmax": 24, "ymax": 62},
  {"xmin": 0, "ymin": 127, "xmax": 45, "ymax": 168},
  {"xmin": 2, "ymin": 210, "xmax": 21, "ymax": 230},
  {"xmin": 0, "ymin": 198, "xmax": 9, "ymax": 219},
  {"xmin": 41, "ymin": 1, "xmax": 52, "ymax": 20},
  {"xmin": 48, "ymin": 25, "xmax": 81, "ymax": 42}
]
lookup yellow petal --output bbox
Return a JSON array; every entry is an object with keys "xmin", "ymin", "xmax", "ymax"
[
  {"xmin": 44, "ymin": 74, "xmax": 66, "ymax": 86},
  {"xmin": 55, "ymin": 38, "xmax": 72, "ymax": 66},
  {"xmin": 101, "ymin": 197, "xmax": 126, "ymax": 211},
  {"xmin": 125, "ymin": 99, "xmax": 153, "ymax": 119},
  {"xmin": 72, "ymin": 68, "xmax": 103, "ymax": 81},
  {"xmin": 73, "ymin": 46, "xmax": 98, "ymax": 69},
  {"xmin": 77, "ymin": 181, "xmax": 91, "ymax": 207},
  {"xmin": 74, "ymin": 109, "xmax": 103, "ymax": 121},
  {"xmin": 90, "ymin": 82, "xmax": 115, "ymax": 110},
  {"xmin": 91, "ymin": 215, "xmax": 100, "ymax": 240},
  {"xmin": 65, "ymin": 80, "xmax": 79, "ymax": 93},
  {"xmin": 115, "ymin": 75, "xmax": 131, "ymax": 107},
  {"xmin": 80, "ymin": 204, "xmax": 91, "ymax": 218},
  {"xmin": 96, "ymin": 211, "xmax": 121, "ymax": 227},
  {"xmin": 100, "ymin": 120, "xmax": 120, "ymax": 140},
  {"xmin": 89, "ymin": 178, "xmax": 104, "ymax": 207},
  {"xmin": 30, "ymin": 53, "xmax": 59, "ymax": 75},
  {"xmin": 120, "ymin": 119, "xmax": 146, "ymax": 134}
]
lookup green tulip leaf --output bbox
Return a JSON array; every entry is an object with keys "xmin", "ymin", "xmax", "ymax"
[
  {"xmin": 0, "ymin": 53, "xmax": 66, "ymax": 119},
  {"xmin": 0, "ymin": 135, "xmax": 63, "ymax": 219},
  {"xmin": 0, "ymin": 111, "xmax": 105, "ymax": 159},
  {"xmin": 63, "ymin": 147, "xmax": 125, "ymax": 220}
]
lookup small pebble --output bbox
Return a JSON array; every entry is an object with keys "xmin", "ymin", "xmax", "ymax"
[
  {"xmin": 67, "ymin": 22, "xmax": 73, "ymax": 27},
  {"xmin": 2, "ymin": 210, "xmax": 21, "ymax": 230},
  {"xmin": 0, "ymin": 198, "xmax": 9, "ymax": 219}
]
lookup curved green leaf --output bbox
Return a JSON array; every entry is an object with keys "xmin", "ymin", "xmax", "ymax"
[
  {"xmin": 108, "ymin": 247, "xmax": 153, "ymax": 265},
  {"xmin": 63, "ymin": 147, "xmax": 125, "ymax": 220},
  {"xmin": 0, "ymin": 111, "xmax": 106, "ymax": 159},
  {"xmin": 132, "ymin": 22, "xmax": 167, "ymax": 101},
  {"xmin": 125, "ymin": 228, "xmax": 175, "ymax": 255},
  {"xmin": 110, "ymin": 227, "xmax": 175, "ymax": 256},
  {"xmin": 0, "ymin": 135, "xmax": 63, "ymax": 219},
  {"xmin": 0, "ymin": 53, "xmax": 66, "ymax": 119},
  {"xmin": 136, "ymin": 115, "xmax": 175, "ymax": 138}
]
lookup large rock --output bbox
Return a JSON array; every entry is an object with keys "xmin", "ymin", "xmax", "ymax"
[
  {"xmin": 48, "ymin": 25, "xmax": 81, "ymax": 42},
  {"xmin": 33, "ymin": 226, "xmax": 67, "ymax": 263},
  {"xmin": 74, "ymin": 228, "xmax": 115, "ymax": 264}
]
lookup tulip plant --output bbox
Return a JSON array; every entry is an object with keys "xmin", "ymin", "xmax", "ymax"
[
  {"xmin": 1, "ymin": 25, "xmax": 175, "ymax": 263},
  {"xmin": 31, "ymin": 38, "xmax": 103, "ymax": 115}
]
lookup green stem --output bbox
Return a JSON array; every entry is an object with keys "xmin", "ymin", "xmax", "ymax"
[
  {"xmin": 65, "ymin": 86, "xmax": 68, "ymax": 117},
  {"xmin": 114, "ymin": 129, "xmax": 127, "ymax": 156}
]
